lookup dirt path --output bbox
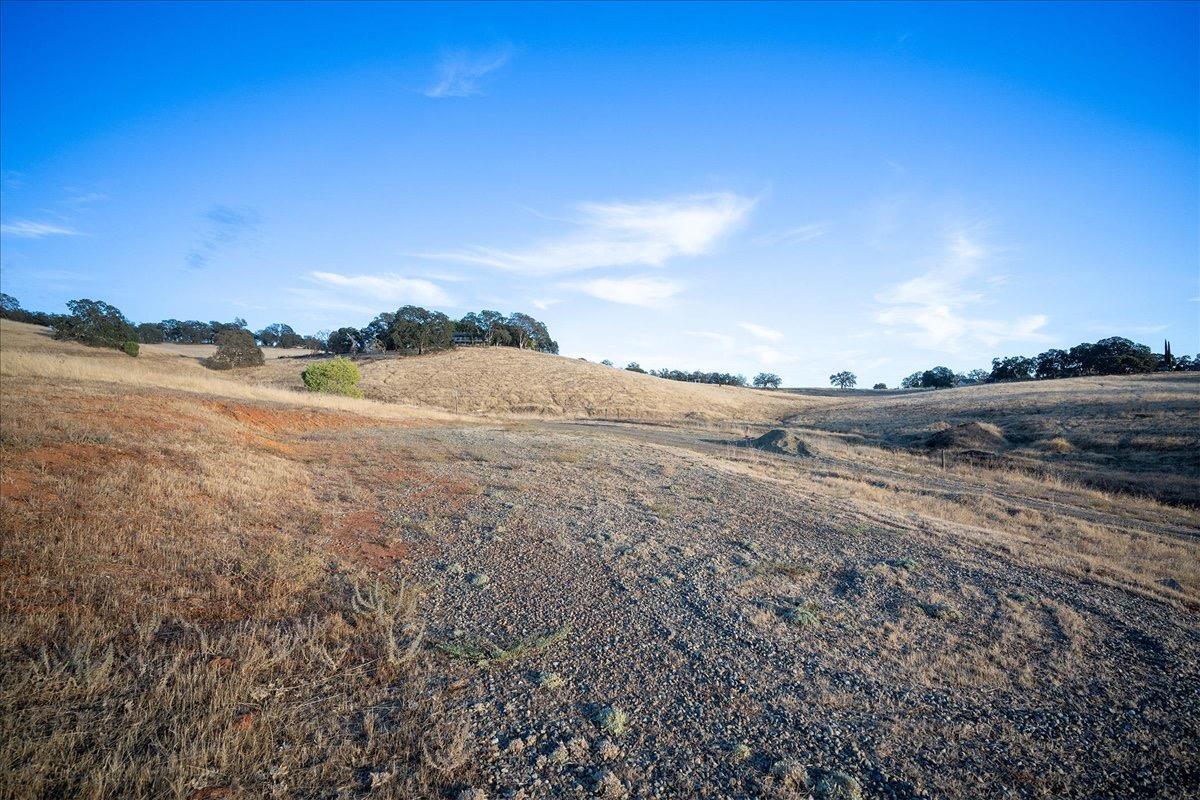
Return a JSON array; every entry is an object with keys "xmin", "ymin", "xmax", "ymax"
[
  {"xmin": 544, "ymin": 420, "xmax": 1200, "ymax": 544},
  {"xmin": 352, "ymin": 422, "xmax": 1200, "ymax": 799}
]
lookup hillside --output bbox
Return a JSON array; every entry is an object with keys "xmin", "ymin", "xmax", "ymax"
[
  {"xmin": 250, "ymin": 346, "xmax": 828, "ymax": 422},
  {"xmin": 0, "ymin": 320, "xmax": 457, "ymax": 424},
  {"xmin": 793, "ymin": 372, "xmax": 1200, "ymax": 504},
  {"xmin": 2, "ymin": 319, "xmax": 1198, "ymax": 797}
]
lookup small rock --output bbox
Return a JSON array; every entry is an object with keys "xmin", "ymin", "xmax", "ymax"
[
  {"xmin": 548, "ymin": 743, "xmax": 570, "ymax": 765},
  {"xmin": 595, "ymin": 738, "xmax": 621, "ymax": 761}
]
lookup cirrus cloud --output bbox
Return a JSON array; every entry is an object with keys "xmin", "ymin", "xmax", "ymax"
[
  {"xmin": 1, "ymin": 220, "xmax": 81, "ymax": 239},
  {"xmin": 562, "ymin": 275, "xmax": 683, "ymax": 308},
  {"xmin": 421, "ymin": 192, "xmax": 755, "ymax": 275},
  {"xmin": 309, "ymin": 271, "xmax": 452, "ymax": 306},
  {"xmin": 874, "ymin": 227, "xmax": 1049, "ymax": 352},
  {"xmin": 425, "ymin": 45, "xmax": 513, "ymax": 98},
  {"xmin": 738, "ymin": 321, "xmax": 784, "ymax": 341}
]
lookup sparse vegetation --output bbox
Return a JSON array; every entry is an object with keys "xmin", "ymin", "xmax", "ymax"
[
  {"xmin": 436, "ymin": 626, "xmax": 570, "ymax": 666},
  {"xmin": 535, "ymin": 671, "xmax": 566, "ymax": 689},
  {"xmin": 780, "ymin": 602, "xmax": 821, "ymax": 627},
  {"xmin": 920, "ymin": 600, "xmax": 962, "ymax": 621},
  {"xmin": 0, "ymin": 361, "xmax": 475, "ymax": 797},
  {"xmin": 815, "ymin": 771, "xmax": 863, "ymax": 800},
  {"xmin": 595, "ymin": 705, "xmax": 629, "ymax": 736}
]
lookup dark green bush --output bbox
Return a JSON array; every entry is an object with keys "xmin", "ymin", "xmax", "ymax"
[
  {"xmin": 202, "ymin": 329, "xmax": 265, "ymax": 370},
  {"xmin": 302, "ymin": 358, "xmax": 362, "ymax": 397},
  {"xmin": 121, "ymin": 341, "xmax": 140, "ymax": 357},
  {"xmin": 53, "ymin": 299, "xmax": 136, "ymax": 348}
]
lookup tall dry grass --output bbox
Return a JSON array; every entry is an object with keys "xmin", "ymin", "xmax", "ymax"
[{"xmin": 0, "ymin": 372, "xmax": 476, "ymax": 798}]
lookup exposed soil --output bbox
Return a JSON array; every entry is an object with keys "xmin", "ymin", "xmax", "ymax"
[
  {"xmin": 361, "ymin": 421, "xmax": 1200, "ymax": 799},
  {"xmin": 924, "ymin": 421, "xmax": 1008, "ymax": 451},
  {"xmin": 751, "ymin": 428, "xmax": 813, "ymax": 456}
]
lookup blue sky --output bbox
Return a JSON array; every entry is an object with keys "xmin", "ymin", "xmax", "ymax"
[{"xmin": 1, "ymin": 1, "xmax": 1196, "ymax": 385}]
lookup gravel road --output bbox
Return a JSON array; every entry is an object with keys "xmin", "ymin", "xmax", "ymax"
[{"xmin": 338, "ymin": 421, "xmax": 1200, "ymax": 799}]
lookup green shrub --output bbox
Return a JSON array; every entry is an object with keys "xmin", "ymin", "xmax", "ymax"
[
  {"xmin": 202, "ymin": 329, "xmax": 265, "ymax": 370},
  {"xmin": 302, "ymin": 358, "xmax": 362, "ymax": 397},
  {"xmin": 121, "ymin": 341, "xmax": 140, "ymax": 357}
]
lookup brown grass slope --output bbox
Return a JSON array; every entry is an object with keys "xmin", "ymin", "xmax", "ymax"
[
  {"xmin": 251, "ymin": 345, "xmax": 827, "ymax": 422},
  {"xmin": 792, "ymin": 372, "xmax": 1200, "ymax": 505},
  {"xmin": 2, "ymin": 320, "xmax": 1198, "ymax": 797},
  {"xmin": 0, "ymin": 367, "xmax": 480, "ymax": 797},
  {"xmin": 0, "ymin": 320, "xmax": 457, "ymax": 424}
]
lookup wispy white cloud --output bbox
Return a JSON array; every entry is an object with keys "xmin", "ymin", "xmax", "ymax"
[
  {"xmin": 309, "ymin": 271, "xmax": 451, "ymax": 306},
  {"xmin": 744, "ymin": 344, "xmax": 801, "ymax": 366},
  {"xmin": 284, "ymin": 287, "xmax": 378, "ymax": 317},
  {"xmin": 562, "ymin": 275, "xmax": 683, "ymax": 307},
  {"xmin": 62, "ymin": 188, "xmax": 108, "ymax": 208},
  {"xmin": 425, "ymin": 45, "xmax": 513, "ymax": 98},
  {"xmin": 874, "ymin": 227, "xmax": 1049, "ymax": 352},
  {"xmin": 187, "ymin": 205, "xmax": 260, "ymax": 269},
  {"xmin": 738, "ymin": 321, "xmax": 784, "ymax": 342},
  {"xmin": 530, "ymin": 297, "xmax": 560, "ymax": 311},
  {"xmin": 418, "ymin": 271, "xmax": 471, "ymax": 283},
  {"xmin": 686, "ymin": 330, "xmax": 734, "ymax": 349},
  {"xmin": 422, "ymin": 192, "xmax": 755, "ymax": 275},
  {"xmin": 753, "ymin": 222, "xmax": 828, "ymax": 247},
  {"xmin": 0, "ymin": 220, "xmax": 81, "ymax": 239}
]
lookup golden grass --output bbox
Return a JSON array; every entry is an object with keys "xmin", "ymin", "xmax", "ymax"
[
  {"xmin": 246, "ymin": 344, "xmax": 831, "ymax": 422},
  {"xmin": 792, "ymin": 368, "xmax": 1200, "ymax": 505},
  {"xmin": 0, "ymin": 321, "xmax": 458, "ymax": 424},
  {"xmin": 0, "ymin": 341, "xmax": 478, "ymax": 797},
  {"xmin": 143, "ymin": 342, "xmax": 318, "ymax": 360}
]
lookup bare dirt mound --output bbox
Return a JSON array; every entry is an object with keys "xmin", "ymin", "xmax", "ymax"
[
  {"xmin": 925, "ymin": 421, "xmax": 1007, "ymax": 451},
  {"xmin": 750, "ymin": 428, "xmax": 812, "ymax": 456}
]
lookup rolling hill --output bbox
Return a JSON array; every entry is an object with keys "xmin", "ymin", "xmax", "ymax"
[{"xmin": 250, "ymin": 346, "xmax": 829, "ymax": 422}]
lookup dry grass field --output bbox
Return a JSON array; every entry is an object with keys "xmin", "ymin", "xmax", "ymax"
[
  {"xmin": 2, "ymin": 320, "xmax": 1197, "ymax": 799},
  {"xmin": 790, "ymin": 374, "xmax": 1200, "ymax": 505},
  {"xmin": 244, "ymin": 345, "xmax": 825, "ymax": 422},
  {"xmin": 144, "ymin": 342, "xmax": 320, "ymax": 360}
]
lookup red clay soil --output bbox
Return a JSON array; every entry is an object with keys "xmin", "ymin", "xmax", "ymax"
[
  {"xmin": 0, "ymin": 442, "xmax": 138, "ymax": 501},
  {"xmin": 200, "ymin": 400, "xmax": 361, "ymax": 435}
]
